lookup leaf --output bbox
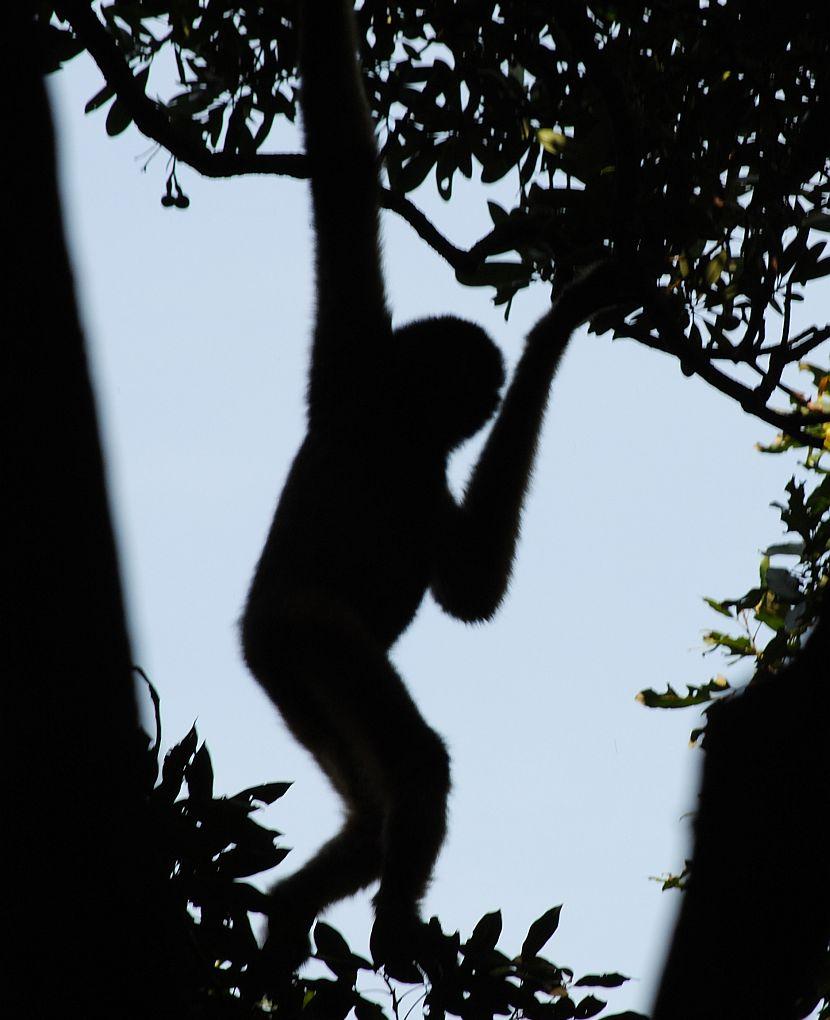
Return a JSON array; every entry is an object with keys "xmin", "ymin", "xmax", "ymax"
[
  {"xmin": 455, "ymin": 261, "xmax": 530, "ymax": 289},
  {"xmin": 185, "ymin": 742, "xmax": 214, "ymax": 800},
  {"xmin": 537, "ymin": 128, "xmax": 569, "ymax": 154},
  {"xmin": 704, "ymin": 596, "xmax": 733, "ymax": 618},
  {"xmin": 216, "ymin": 842, "xmax": 289, "ymax": 878},
  {"xmin": 601, "ymin": 1014, "xmax": 650, "ymax": 1019},
  {"xmin": 399, "ymin": 148, "xmax": 438, "ymax": 192},
  {"xmin": 574, "ymin": 973, "xmax": 629, "ymax": 988},
  {"xmin": 84, "ymin": 82, "xmax": 115, "ymax": 114},
  {"xmin": 314, "ymin": 921, "xmax": 352, "ymax": 960},
  {"xmin": 105, "ymin": 97, "xmax": 132, "ymax": 136},
  {"xmin": 36, "ymin": 22, "xmax": 85, "ymax": 72},
  {"xmin": 755, "ymin": 602, "xmax": 786, "ymax": 632},
  {"xmin": 174, "ymin": 44, "xmax": 187, "ymax": 85},
  {"xmin": 759, "ymin": 554, "xmax": 770, "ymax": 585},
  {"xmin": 705, "ymin": 249, "xmax": 728, "ymax": 284},
  {"xmin": 206, "ymin": 105, "xmax": 225, "ymax": 149},
  {"xmin": 187, "ymin": 797, "xmax": 274, "ymax": 852},
  {"xmin": 798, "ymin": 256, "xmax": 830, "ymax": 282},
  {"xmin": 313, "ymin": 921, "xmax": 371, "ymax": 978},
  {"xmin": 355, "ymin": 1000, "xmax": 387, "ymax": 1020},
  {"xmin": 636, "ymin": 677, "xmax": 729, "ymax": 709},
  {"xmin": 158, "ymin": 723, "xmax": 198, "ymax": 799},
  {"xmin": 702, "ymin": 631, "xmax": 754, "ymax": 656},
  {"xmin": 467, "ymin": 910, "xmax": 502, "ymax": 951},
  {"xmin": 575, "ymin": 995, "xmax": 606, "ymax": 1018},
  {"xmin": 231, "ymin": 781, "xmax": 292, "ymax": 808},
  {"xmin": 802, "ymin": 211, "xmax": 830, "ymax": 232},
  {"xmin": 764, "ymin": 567, "xmax": 802, "ymax": 602},
  {"xmin": 224, "ymin": 882, "xmax": 270, "ymax": 914},
  {"xmin": 521, "ymin": 905, "xmax": 562, "ymax": 958},
  {"xmin": 763, "ymin": 541, "xmax": 804, "ymax": 556},
  {"xmin": 488, "ymin": 201, "xmax": 508, "ymax": 224}
]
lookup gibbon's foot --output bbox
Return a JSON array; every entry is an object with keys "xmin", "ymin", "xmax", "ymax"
[
  {"xmin": 258, "ymin": 899, "xmax": 316, "ymax": 982},
  {"xmin": 370, "ymin": 907, "xmax": 426, "ymax": 983}
]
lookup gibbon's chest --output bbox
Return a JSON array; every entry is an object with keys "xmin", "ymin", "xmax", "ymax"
[{"xmin": 254, "ymin": 433, "xmax": 444, "ymax": 642}]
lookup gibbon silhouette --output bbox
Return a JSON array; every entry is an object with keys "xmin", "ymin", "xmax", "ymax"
[{"xmin": 241, "ymin": 0, "xmax": 636, "ymax": 979}]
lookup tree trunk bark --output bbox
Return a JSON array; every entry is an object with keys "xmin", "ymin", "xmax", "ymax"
[{"xmin": 7, "ymin": 11, "xmax": 179, "ymax": 1014}]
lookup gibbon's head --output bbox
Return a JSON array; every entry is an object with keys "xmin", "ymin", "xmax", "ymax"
[{"xmin": 393, "ymin": 316, "xmax": 505, "ymax": 450}]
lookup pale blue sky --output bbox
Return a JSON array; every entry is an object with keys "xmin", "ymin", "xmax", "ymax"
[{"xmin": 49, "ymin": 53, "xmax": 827, "ymax": 1015}]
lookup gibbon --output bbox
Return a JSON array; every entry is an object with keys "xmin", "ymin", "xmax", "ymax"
[{"xmin": 241, "ymin": 0, "xmax": 635, "ymax": 980}]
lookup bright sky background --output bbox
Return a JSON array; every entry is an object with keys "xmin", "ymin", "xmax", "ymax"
[{"xmin": 49, "ymin": 51, "xmax": 827, "ymax": 1016}]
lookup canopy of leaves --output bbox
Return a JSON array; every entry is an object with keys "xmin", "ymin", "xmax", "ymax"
[{"xmin": 41, "ymin": 0, "xmax": 829, "ymax": 440}]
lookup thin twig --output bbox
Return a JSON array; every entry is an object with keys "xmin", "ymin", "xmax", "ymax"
[{"xmin": 638, "ymin": 304, "xmax": 826, "ymax": 445}]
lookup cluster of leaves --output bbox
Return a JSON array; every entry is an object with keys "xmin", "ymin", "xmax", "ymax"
[
  {"xmin": 289, "ymin": 909, "xmax": 643, "ymax": 1020},
  {"xmin": 637, "ymin": 362, "xmax": 828, "ymax": 737},
  {"xmin": 650, "ymin": 860, "xmax": 691, "ymax": 895},
  {"xmin": 138, "ymin": 674, "xmax": 288, "ymax": 1006},
  {"xmin": 39, "ymin": 1, "xmax": 830, "ymax": 438},
  {"xmin": 138, "ymin": 678, "xmax": 641, "ymax": 1018}
]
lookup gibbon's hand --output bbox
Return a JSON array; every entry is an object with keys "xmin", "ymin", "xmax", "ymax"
[{"xmin": 554, "ymin": 258, "xmax": 646, "ymax": 331}]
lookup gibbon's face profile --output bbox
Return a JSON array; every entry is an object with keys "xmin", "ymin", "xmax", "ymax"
[{"xmin": 393, "ymin": 316, "xmax": 506, "ymax": 451}]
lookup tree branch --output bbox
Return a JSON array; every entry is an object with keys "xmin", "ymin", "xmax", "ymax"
[
  {"xmin": 60, "ymin": 0, "xmax": 307, "ymax": 178},
  {"xmin": 706, "ymin": 324, "xmax": 830, "ymax": 362},
  {"xmin": 379, "ymin": 189, "xmax": 471, "ymax": 271},
  {"xmin": 789, "ymin": 326, "xmax": 830, "ymax": 361},
  {"xmin": 61, "ymin": 0, "xmax": 829, "ymax": 447},
  {"xmin": 637, "ymin": 301, "xmax": 828, "ymax": 445},
  {"xmin": 60, "ymin": 0, "xmax": 472, "ymax": 271}
]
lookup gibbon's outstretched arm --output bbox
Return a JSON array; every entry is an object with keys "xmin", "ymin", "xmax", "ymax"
[
  {"xmin": 432, "ymin": 263, "xmax": 634, "ymax": 623},
  {"xmin": 299, "ymin": 0, "xmax": 391, "ymax": 419}
]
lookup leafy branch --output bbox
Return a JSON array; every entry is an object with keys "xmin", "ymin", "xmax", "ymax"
[
  {"xmin": 47, "ymin": 1, "xmax": 830, "ymax": 444},
  {"xmin": 137, "ymin": 676, "xmax": 641, "ymax": 1019},
  {"xmin": 638, "ymin": 366, "xmax": 828, "ymax": 740}
]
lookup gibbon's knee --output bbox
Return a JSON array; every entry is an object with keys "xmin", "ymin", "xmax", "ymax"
[
  {"xmin": 384, "ymin": 722, "xmax": 451, "ymax": 804},
  {"xmin": 390, "ymin": 728, "xmax": 450, "ymax": 896},
  {"xmin": 270, "ymin": 811, "xmax": 384, "ymax": 914}
]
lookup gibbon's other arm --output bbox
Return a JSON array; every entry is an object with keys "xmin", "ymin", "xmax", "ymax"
[
  {"xmin": 432, "ymin": 263, "xmax": 635, "ymax": 623},
  {"xmin": 299, "ymin": 0, "xmax": 391, "ymax": 417}
]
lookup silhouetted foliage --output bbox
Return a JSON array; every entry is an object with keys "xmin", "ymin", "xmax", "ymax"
[
  {"xmin": 639, "ymin": 375, "xmax": 828, "ymax": 735},
  {"xmin": 637, "ymin": 405, "xmax": 829, "ymax": 1020},
  {"xmin": 42, "ymin": 0, "xmax": 829, "ymax": 441},
  {"xmin": 139, "ymin": 678, "xmax": 641, "ymax": 1018}
]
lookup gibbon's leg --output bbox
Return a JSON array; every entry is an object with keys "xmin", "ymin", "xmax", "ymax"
[
  {"xmin": 263, "ymin": 710, "xmax": 386, "ymax": 968},
  {"xmin": 244, "ymin": 598, "xmax": 451, "ymax": 972}
]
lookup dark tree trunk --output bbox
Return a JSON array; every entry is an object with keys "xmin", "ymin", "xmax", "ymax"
[
  {"xmin": 7, "ymin": 11, "xmax": 180, "ymax": 1015},
  {"xmin": 653, "ymin": 593, "xmax": 829, "ymax": 1020}
]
